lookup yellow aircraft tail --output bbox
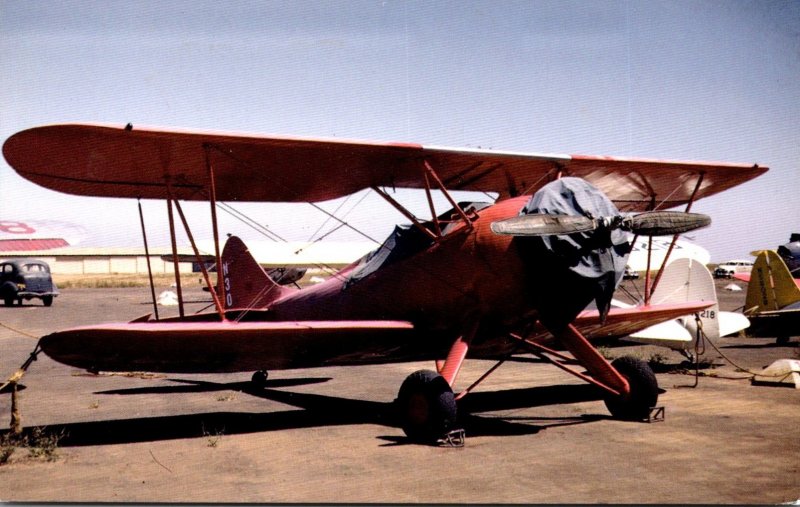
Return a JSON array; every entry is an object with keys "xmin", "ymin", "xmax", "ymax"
[{"xmin": 745, "ymin": 250, "xmax": 800, "ymax": 313}]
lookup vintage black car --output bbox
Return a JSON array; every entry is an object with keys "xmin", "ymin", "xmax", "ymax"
[{"xmin": 0, "ymin": 259, "xmax": 59, "ymax": 306}]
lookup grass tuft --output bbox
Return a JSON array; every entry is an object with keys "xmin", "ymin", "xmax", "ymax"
[{"xmin": 0, "ymin": 426, "xmax": 65, "ymax": 465}]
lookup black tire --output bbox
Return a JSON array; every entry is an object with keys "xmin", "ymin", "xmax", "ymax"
[
  {"xmin": 395, "ymin": 369, "xmax": 457, "ymax": 443},
  {"xmin": 604, "ymin": 356, "xmax": 659, "ymax": 421},
  {"xmin": 3, "ymin": 297, "xmax": 13, "ymax": 307},
  {"xmin": 251, "ymin": 370, "xmax": 269, "ymax": 387},
  {"xmin": 42, "ymin": 296, "xmax": 53, "ymax": 307}
]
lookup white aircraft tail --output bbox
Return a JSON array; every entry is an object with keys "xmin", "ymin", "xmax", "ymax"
[{"xmin": 627, "ymin": 257, "xmax": 749, "ymax": 352}]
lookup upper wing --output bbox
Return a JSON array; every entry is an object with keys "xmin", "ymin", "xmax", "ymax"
[{"xmin": 3, "ymin": 123, "xmax": 767, "ymax": 210}]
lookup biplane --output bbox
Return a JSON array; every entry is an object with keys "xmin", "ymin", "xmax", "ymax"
[{"xmin": 2, "ymin": 123, "xmax": 767, "ymax": 443}]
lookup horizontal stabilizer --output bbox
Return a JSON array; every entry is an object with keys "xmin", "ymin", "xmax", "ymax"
[
  {"xmin": 718, "ymin": 311, "xmax": 750, "ymax": 337},
  {"xmin": 630, "ymin": 321, "xmax": 694, "ymax": 343}
]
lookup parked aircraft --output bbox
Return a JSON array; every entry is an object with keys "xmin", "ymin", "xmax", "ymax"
[
  {"xmin": 626, "ymin": 236, "xmax": 710, "ymax": 274},
  {"xmin": 0, "ymin": 219, "xmax": 87, "ymax": 252},
  {"xmin": 735, "ymin": 250, "xmax": 800, "ymax": 345},
  {"xmin": 775, "ymin": 233, "xmax": 800, "ymax": 278},
  {"xmin": 1, "ymin": 123, "xmax": 767, "ymax": 442},
  {"xmin": 622, "ymin": 257, "xmax": 750, "ymax": 358}
]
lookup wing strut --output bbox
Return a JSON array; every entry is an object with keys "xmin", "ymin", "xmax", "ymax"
[
  {"xmin": 171, "ymin": 197, "xmax": 226, "ymax": 320},
  {"xmin": 372, "ymin": 159, "xmax": 477, "ymax": 241},
  {"xmin": 137, "ymin": 199, "xmax": 160, "ymax": 321},
  {"xmin": 646, "ymin": 173, "xmax": 705, "ymax": 302},
  {"xmin": 423, "ymin": 160, "xmax": 474, "ymax": 231},
  {"xmin": 372, "ymin": 186, "xmax": 438, "ymax": 241},
  {"xmin": 165, "ymin": 189, "xmax": 185, "ymax": 319},
  {"xmin": 204, "ymin": 143, "xmax": 227, "ymax": 313}
]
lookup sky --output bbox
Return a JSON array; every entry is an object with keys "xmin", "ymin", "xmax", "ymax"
[{"xmin": 1, "ymin": 0, "xmax": 798, "ymax": 262}]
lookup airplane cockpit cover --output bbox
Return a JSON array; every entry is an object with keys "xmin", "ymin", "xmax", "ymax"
[
  {"xmin": 778, "ymin": 233, "xmax": 800, "ymax": 276},
  {"xmin": 518, "ymin": 177, "xmax": 631, "ymax": 329},
  {"xmin": 346, "ymin": 201, "xmax": 493, "ymax": 287}
]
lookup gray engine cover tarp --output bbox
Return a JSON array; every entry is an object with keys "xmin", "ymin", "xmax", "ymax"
[{"xmin": 518, "ymin": 177, "xmax": 631, "ymax": 329}]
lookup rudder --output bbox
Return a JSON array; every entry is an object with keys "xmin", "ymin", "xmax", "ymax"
[
  {"xmin": 651, "ymin": 257, "xmax": 720, "ymax": 343},
  {"xmin": 747, "ymin": 250, "xmax": 800, "ymax": 313},
  {"xmin": 220, "ymin": 236, "xmax": 294, "ymax": 309}
]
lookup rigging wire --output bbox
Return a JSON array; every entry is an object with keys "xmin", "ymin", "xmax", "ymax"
[{"xmin": 203, "ymin": 143, "xmax": 482, "ymax": 305}]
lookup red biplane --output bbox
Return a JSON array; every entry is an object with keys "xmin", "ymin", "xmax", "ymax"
[{"xmin": 2, "ymin": 123, "xmax": 767, "ymax": 443}]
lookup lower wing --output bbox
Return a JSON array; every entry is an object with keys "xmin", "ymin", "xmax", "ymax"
[{"xmin": 39, "ymin": 320, "xmax": 415, "ymax": 373}]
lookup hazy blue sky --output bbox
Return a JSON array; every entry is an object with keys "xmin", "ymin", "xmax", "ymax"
[{"xmin": 1, "ymin": 0, "xmax": 798, "ymax": 261}]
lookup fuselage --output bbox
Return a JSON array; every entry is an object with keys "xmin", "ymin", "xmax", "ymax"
[{"xmin": 268, "ymin": 196, "xmax": 536, "ymax": 345}]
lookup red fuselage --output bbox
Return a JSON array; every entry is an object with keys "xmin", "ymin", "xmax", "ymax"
[{"xmin": 267, "ymin": 196, "xmax": 535, "ymax": 350}]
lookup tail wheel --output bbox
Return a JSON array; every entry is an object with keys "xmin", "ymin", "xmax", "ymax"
[
  {"xmin": 395, "ymin": 369, "xmax": 457, "ymax": 443},
  {"xmin": 251, "ymin": 370, "xmax": 269, "ymax": 387},
  {"xmin": 604, "ymin": 356, "xmax": 659, "ymax": 421}
]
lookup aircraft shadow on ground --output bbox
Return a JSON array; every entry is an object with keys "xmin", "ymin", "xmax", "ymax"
[
  {"xmin": 722, "ymin": 341, "xmax": 798, "ymax": 349},
  {"xmin": 93, "ymin": 377, "xmax": 333, "ymax": 395},
  {"xmin": 1, "ymin": 378, "xmax": 608, "ymax": 447}
]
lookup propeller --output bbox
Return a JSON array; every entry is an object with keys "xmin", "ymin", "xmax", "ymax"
[{"xmin": 491, "ymin": 211, "xmax": 711, "ymax": 237}]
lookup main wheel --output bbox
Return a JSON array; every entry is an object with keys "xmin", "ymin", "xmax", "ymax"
[
  {"xmin": 604, "ymin": 356, "xmax": 659, "ymax": 421},
  {"xmin": 42, "ymin": 296, "xmax": 53, "ymax": 307},
  {"xmin": 395, "ymin": 369, "xmax": 457, "ymax": 443}
]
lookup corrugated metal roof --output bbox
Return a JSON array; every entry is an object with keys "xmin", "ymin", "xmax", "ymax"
[{"xmin": 0, "ymin": 245, "xmax": 192, "ymax": 257}]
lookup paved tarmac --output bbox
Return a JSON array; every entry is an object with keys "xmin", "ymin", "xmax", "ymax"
[{"xmin": 0, "ymin": 280, "xmax": 798, "ymax": 503}]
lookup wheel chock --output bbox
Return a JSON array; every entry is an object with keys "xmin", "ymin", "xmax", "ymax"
[
  {"xmin": 437, "ymin": 428, "xmax": 466, "ymax": 447},
  {"xmin": 647, "ymin": 406, "xmax": 665, "ymax": 423}
]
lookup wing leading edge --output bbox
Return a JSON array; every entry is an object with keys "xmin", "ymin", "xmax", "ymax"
[
  {"xmin": 4, "ymin": 123, "xmax": 767, "ymax": 211},
  {"xmin": 39, "ymin": 320, "xmax": 415, "ymax": 373}
]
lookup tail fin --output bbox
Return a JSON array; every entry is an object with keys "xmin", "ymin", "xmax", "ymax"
[
  {"xmin": 745, "ymin": 250, "xmax": 800, "ymax": 313},
  {"xmin": 220, "ymin": 236, "xmax": 294, "ymax": 309},
  {"xmin": 652, "ymin": 257, "xmax": 718, "ymax": 345},
  {"xmin": 628, "ymin": 257, "xmax": 748, "ymax": 350}
]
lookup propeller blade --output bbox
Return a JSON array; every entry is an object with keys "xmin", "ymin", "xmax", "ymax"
[
  {"xmin": 621, "ymin": 211, "xmax": 710, "ymax": 236},
  {"xmin": 491, "ymin": 211, "xmax": 711, "ymax": 237},
  {"xmin": 490, "ymin": 214, "xmax": 596, "ymax": 236}
]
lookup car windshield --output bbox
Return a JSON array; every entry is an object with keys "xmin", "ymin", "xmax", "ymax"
[{"xmin": 22, "ymin": 263, "xmax": 47, "ymax": 272}]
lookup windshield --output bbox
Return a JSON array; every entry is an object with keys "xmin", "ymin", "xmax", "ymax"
[{"xmin": 345, "ymin": 201, "xmax": 491, "ymax": 286}]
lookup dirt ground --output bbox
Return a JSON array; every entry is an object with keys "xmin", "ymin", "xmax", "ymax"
[{"xmin": 0, "ymin": 279, "xmax": 798, "ymax": 503}]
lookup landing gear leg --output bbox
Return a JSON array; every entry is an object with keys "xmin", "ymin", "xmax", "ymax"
[{"xmin": 251, "ymin": 370, "xmax": 269, "ymax": 387}]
